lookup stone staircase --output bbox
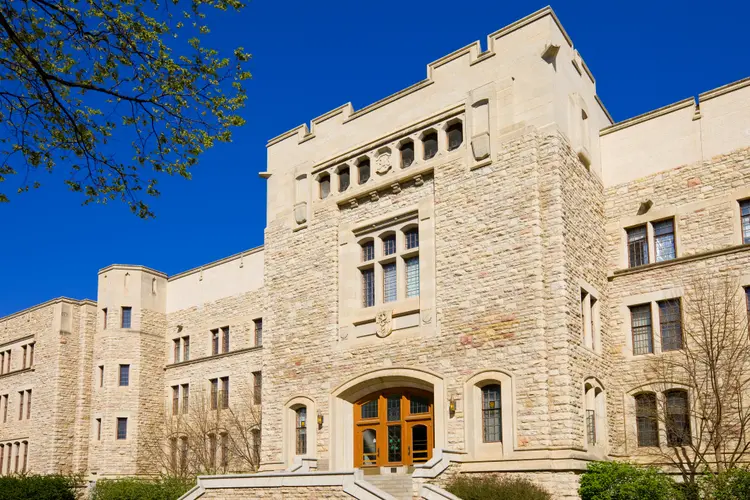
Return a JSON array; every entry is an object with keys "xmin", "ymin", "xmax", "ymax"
[{"xmin": 364, "ymin": 474, "xmax": 414, "ymax": 499}]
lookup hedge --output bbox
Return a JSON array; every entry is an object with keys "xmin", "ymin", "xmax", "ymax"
[
  {"xmin": 445, "ymin": 474, "xmax": 552, "ymax": 500},
  {"xmin": 92, "ymin": 477, "xmax": 194, "ymax": 500},
  {"xmin": 578, "ymin": 461, "xmax": 679, "ymax": 500},
  {"xmin": 0, "ymin": 474, "xmax": 80, "ymax": 500}
]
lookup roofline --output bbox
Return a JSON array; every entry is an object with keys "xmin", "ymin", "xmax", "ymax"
[
  {"xmin": 0, "ymin": 297, "xmax": 96, "ymax": 323},
  {"xmin": 98, "ymin": 264, "xmax": 168, "ymax": 278},
  {"xmin": 168, "ymin": 245, "xmax": 264, "ymax": 282},
  {"xmin": 699, "ymin": 76, "xmax": 750, "ymax": 102},
  {"xmin": 599, "ymin": 97, "xmax": 695, "ymax": 137}
]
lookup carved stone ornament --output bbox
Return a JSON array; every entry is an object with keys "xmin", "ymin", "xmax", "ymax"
[
  {"xmin": 375, "ymin": 310, "xmax": 393, "ymax": 338},
  {"xmin": 375, "ymin": 152, "xmax": 392, "ymax": 175},
  {"xmin": 471, "ymin": 132, "xmax": 490, "ymax": 161},
  {"xmin": 421, "ymin": 309, "xmax": 432, "ymax": 324},
  {"xmin": 294, "ymin": 201, "xmax": 307, "ymax": 225}
]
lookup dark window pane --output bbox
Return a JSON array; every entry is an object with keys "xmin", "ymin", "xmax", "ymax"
[
  {"xmin": 222, "ymin": 326, "xmax": 230, "ymax": 353},
  {"xmin": 253, "ymin": 372, "xmax": 262, "ymax": 405},
  {"xmin": 627, "ymin": 226, "xmax": 649, "ymax": 267},
  {"xmin": 447, "ymin": 123, "xmax": 463, "ymax": 150},
  {"xmin": 339, "ymin": 167, "xmax": 350, "ymax": 191},
  {"xmin": 631, "ymin": 304, "xmax": 653, "ymax": 355},
  {"xmin": 362, "ymin": 241, "xmax": 374, "ymax": 262},
  {"xmin": 121, "ymin": 307, "xmax": 132, "ymax": 329},
  {"xmin": 422, "ymin": 132, "xmax": 438, "ymax": 160},
  {"xmin": 482, "ymin": 384, "xmax": 502, "ymax": 442},
  {"xmin": 362, "ymin": 268, "xmax": 375, "ymax": 308},
  {"xmin": 387, "ymin": 396, "xmax": 401, "ymax": 422},
  {"xmin": 383, "ymin": 235, "xmax": 396, "ymax": 255},
  {"xmin": 387, "ymin": 425, "xmax": 402, "ymax": 463},
  {"xmin": 741, "ymin": 200, "xmax": 750, "ymax": 244},
  {"xmin": 400, "ymin": 142, "xmax": 414, "ymax": 168},
  {"xmin": 405, "ymin": 229, "xmax": 419, "ymax": 249},
  {"xmin": 254, "ymin": 319, "xmax": 263, "ymax": 347},
  {"xmin": 358, "ymin": 160, "xmax": 370, "ymax": 184},
  {"xmin": 666, "ymin": 390, "xmax": 691, "ymax": 446},
  {"xmin": 319, "ymin": 174, "xmax": 330, "ymax": 199},
  {"xmin": 116, "ymin": 418, "xmax": 128, "ymax": 440},
  {"xmin": 409, "ymin": 396, "xmax": 429, "ymax": 415},
  {"xmin": 119, "ymin": 365, "xmax": 129, "ymax": 386},
  {"xmin": 361, "ymin": 399, "xmax": 378, "ymax": 419},
  {"xmin": 659, "ymin": 300, "xmax": 683, "ymax": 351},
  {"xmin": 296, "ymin": 407, "xmax": 307, "ymax": 455},
  {"xmin": 635, "ymin": 393, "xmax": 659, "ymax": 447},
  {"xmin": 654, "ymin": 219, "xmax": 676, "ymax": 262}
]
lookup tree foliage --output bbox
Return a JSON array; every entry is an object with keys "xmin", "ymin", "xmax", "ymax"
[
  {"xmin": 578, "ymin": 462, "xmax": 679, "ymax": 500},
  {"xmin": 0, "ymin": 0, "xmax": 251, "ymax": 217}
]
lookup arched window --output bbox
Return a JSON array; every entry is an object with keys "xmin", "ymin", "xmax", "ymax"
[
  {"xmin": 446, "ymin": 122, "xmax": 463, "ymax": 150},
  {"xmin": 404, "ymin": 228, "xmax": 419, "ymax": 250},
  {"xmin": 13, "ymin": 442, "xmax": 19, "ymax": 473},
  {"xmin": 635, "ymin": 393, "xmax": 658, "ymax": 447},
  {"xmin": 584, "ymin": 380, "xmax": 606, "ymax": 448},
  {"xmin": 361, "ymin": 239, "xmax": 374, "ymax": 262},
  {"xmin": 665, "ymin": 390, "xmax": 691, "ymax": 446},
  {"xmin": 295, "ymin": 407, "xmax": 307, "ymax": 455},
  {"xmin": 481, "ymin": 384, "xmax": 502, "ymax": 443},
  {"xmin": 400, "ymin": 140, "xmax": 414, "ymax": 168},
  {"xmin": 358, "ymin": 159, "xmax": 370, "ymax": 184},
  {"xmin": 318, "ymin": 174, "xmax": 331, "ymax": 199},
  {"xmin": 338, "ymin": 166, "xmax": 350, "ymax": 192},
  {"xmin": 422, "ymin": 131, "xmax": 438, "ymax": 160}
]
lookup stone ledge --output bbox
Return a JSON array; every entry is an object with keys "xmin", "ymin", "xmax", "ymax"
[
  {"xmin": 164, "ymin": 346, "xmax": 262, "ymax": 370},
  {"xmin": 609, "ymin": 244, "xmax": 750, "ymax": 280},
  {"xmin": 0, "ymin": 366, "xmax": 34, "ymax": 381}
]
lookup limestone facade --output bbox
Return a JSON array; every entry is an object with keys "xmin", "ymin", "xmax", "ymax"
[{"xmin": 1, "ymin": 6, "xmax": 749, "ymax": 499}]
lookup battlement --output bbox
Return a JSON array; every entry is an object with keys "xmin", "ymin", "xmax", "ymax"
[{"xmin": 266, "ymin": 6, "xmax": 607, "ymax": 158}]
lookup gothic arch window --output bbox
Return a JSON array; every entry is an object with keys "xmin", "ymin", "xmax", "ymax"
[
  {"xmin": 446, "ymin": 120, "xmax": 463, "ymax": 151},
  {"xmin": 284, "ymin": 396, "xmax": 316, "ymax": 465},
  {"xmin": 634, "ymin": 392, "xmax": 658, "ymax": 447},
  {"xmin": 295, "ymin": 407, "xmax": 307, "ymax": 455},
  {"xmin": 464, "ymin": 370, "xmax": 514, "ymax": 459},
  {"xmin": 421, "ymin": 130, "xmax": 438, "ymax": 160},
  {"xmin": 584, "ymin": 379, "xmax": 606, "ymax": 449}
]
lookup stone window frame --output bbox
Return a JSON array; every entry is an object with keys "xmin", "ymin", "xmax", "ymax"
[
  {"xmin": 443, "ymin": 118, "xmax": 464, "ymax": 152},
  {"xmin": 617, "ymin": 215, "xmax": 681, "ymax": 270},
  {"xmin": 463, "ymin": 370, "xmax": 515, "ymax": 460},
  {"xmin": 620, "ymin": 288, "xmax": 684, "ymax": 359},
  {"xmin": 583, "ymin": 378, "xmax": 607, "ymax": 453},
  {"xmin": 579, "ymin": 279, "xmax": 601, "ymax": 353},
  {"xmin": 94, "ymin": 417, "xmax": 102, "ymax": 441},
  {"xmin": 283, "ymin": 396, "xmax": 317, "ymax": 466},
  {"xmin": 338, "ymin": 200, "xmax": 436, "ymax": 344},
  {"xmin": 335, "ymin": 164, "xmax": 351, "ymax": 193},
  {"xmin": 626, "ymin": 383, "xmax": 696, "ymax": 453},
  {"xmin": 118, "ymin": 364, "xmax": 130, "ymax": 387},
  {"xmin": 116, "ymin": 417, "xmax": 128, "ymax": 440}
]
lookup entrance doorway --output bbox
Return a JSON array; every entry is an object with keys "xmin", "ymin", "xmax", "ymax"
[{"xmin": 353, "ymin": 389, "xmax": 434, "ymax": 468}]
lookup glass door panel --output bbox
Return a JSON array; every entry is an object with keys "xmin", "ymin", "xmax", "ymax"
[
  {"xmin": 361, "ymin": 428, "xmax": 378, "ymax": 466},
  {"xmin": 387, "ymin": 425, "xmax": 402, "ymax": 463},
  {"xmin": 409, "ymin": 424, "xmax": 429, "ymax": 463}
]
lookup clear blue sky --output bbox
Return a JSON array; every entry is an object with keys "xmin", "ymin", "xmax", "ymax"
[{"xmin": 1, "ymin": 0, "xmax": 747, "ymax": 317}]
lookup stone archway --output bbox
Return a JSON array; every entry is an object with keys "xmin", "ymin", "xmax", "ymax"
[{"xmin": 328, "ymin": 367, "xmax": 446, "ymax": 471}]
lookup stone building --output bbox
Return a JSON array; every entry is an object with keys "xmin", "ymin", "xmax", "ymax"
[{"xmin": 1, "ymin": 6, "xmax": 749, "ymax": 499}]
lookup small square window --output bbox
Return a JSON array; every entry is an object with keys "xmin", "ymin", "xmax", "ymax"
[
  {"xmin": 116, "ymin": 418, "xmax": 128, "ymax": 440},
  {"xmin": 121, "ymin": 307, "xmax": 132, "ymax": 329},
  {"xmin": 119, "ymin": 365, "xmax": 130, "ymax": 386}
]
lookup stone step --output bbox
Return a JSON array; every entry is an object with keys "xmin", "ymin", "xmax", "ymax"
[{"xmin": 363, "ymin": 475, "xmax": 414, "ymax": 500}]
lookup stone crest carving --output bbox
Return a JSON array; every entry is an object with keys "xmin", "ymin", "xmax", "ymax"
[
  {"xmin": 294, "ymin": 202, "xmax": 307, "ymax": 225},
  {"xmin": 375, "ymin": 310, "xmax": 393, "ymax": 338},
  {"xmin": 471, "ymin": 132, "xmax": 490, "ymax": 161},
  {"xmin": 375, "ymin": 152, "xmax": 392, "ymax": 175}
]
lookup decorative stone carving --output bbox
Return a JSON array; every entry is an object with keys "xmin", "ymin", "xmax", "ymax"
[
  {"xmin": 349, "ymin": 199, "xmax": 358, "ymax": 209},
  {"xmin": 414, "ymin": 174, "xmax": 424, "ymax": 187},
  {"xmin": 294, "ymin": 202, "xmax": 307, "ymax": 225},
  {"xmin": 370, "ymin": 191, "xmax": 379, "ymax": 202},
  {"xmin": 375, "ymin": 151, "xmax": 392, "ymax": 175},
  {"xmin": 339, "ymin": 326, "xmax": 349, "ymax": 341},
  {"xmin": 471, "ymin": 132, "xmax": 490, "ymax": 161},
  {"xmin": 391, "ymin": 183, "xmax": 401, "ymax": 194},
  {"xmin": 375, "ymin": 310, "xmax": 393, "ymax": 338},
  {"xmin": 421, "ymin": 309, "xmax": 432, "ymax": 324}
]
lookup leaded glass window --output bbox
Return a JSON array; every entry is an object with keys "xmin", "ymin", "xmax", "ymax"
[
  {"xmin": 635, "ymin": 393, "xmax": 658, "ymax": 447},
  {"xmin": 405, "ymin": 229, "xmax": 419, "ymax": 249},
  {"xmin": 627, "ymin": 225, "xmax": 649, "ymax": 267},
  {"xmin": 741, "ymin": 200, "xmax": 750, "ymax": 244},
  {"xmin": 405, "ymin": 257, "xmax": 419, "ymax": 298},
  {"xmin": 383, "ymin": 263, "xmax": 397, "ymax": 303},
  {"xmin": 362, "ymin": 241, "xmax": 374, "ymax": 262},
  {"xmin": 361, "ymin": 400, "xmax": 378, "ymax": 419},
  {"xmin": 666, "ymin": 390, "xmax": 691, "ymax": 446},
  {"xmin": 362, "ymin": 268, "xmax": 375, "ymax": 307},
  {"xmin": 630, "ymin": 304, "xmax": 653, "ymax": 355},
  {"xmin": 116, "ymin": 417, "xmax": 128, "ymax": 440},
  {"xmin": 296, "ymin": 407, "xmax": 307, "ymax": 455},
  {"xmin": 387, "ymin": 396, "xmax": 401, "ymax": 421},
  {"xmin": 654, "ymin": 219, "xmax": 676, "ymax": 262},
  {"xmin": 387, "ymin": 425, "xmax": 402, "ymax": 462},
  {"xmin": 410, "ymin": 397, "xmax": 429, "ymax": 415},
  {"xmin": 383, "ymin": 235, "xmax": 396, "ymax": 256},
  {"xmin": 482, "ymin": 385, "xmax": 502, "ymax": 442},
  {"xmin": 659, "ymin": 299, "xmax": 683, "ymax": 351},
  {"xmin": 586, "ymin": 409, "xmax": 596, "ymax": 445}
]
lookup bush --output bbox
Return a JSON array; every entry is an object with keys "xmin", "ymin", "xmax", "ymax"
[
  {"xmin": 0, "ymin": 474, "xmax": 80, "ymax": 500},
  {"xmin": 579, "ymin": 461, "xmax": 680, "ymax": 500},
  {"xmin": 701, "ymin": 469, "xmax": 750, "ymax": 500},
  {"xmin": 92, "ymin": 477, "xmax": 194, "ymax": 500},
  {"xmin": 445, "ymin": 474, "xmax": 552, "ymax": 500}
]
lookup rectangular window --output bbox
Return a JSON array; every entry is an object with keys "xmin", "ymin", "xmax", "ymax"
[
  {"xmin": 636, "ymin": 393, "xmax": 659, "ymax": 447},
  {"xmin": 211, "ymin": 329, "xmax": 219, "ymax": 355},
  {"xmin": 183, "ymin": 336, "xmax": 190, "ymax": 361},
  {"xmin": 27, "ymin": 344, "xmax": 33, "ymax": 367},
  {"xmin": 210, "ymin": 379, "xmax": 219, "ymax": 410},
  {"xmin": 119, "ymin": 365, "xmax": 130, "ymax": 386},
  {"xmin": 654, "ymin": 219, "xmax": 676, "ymax": 262},
  {"xmin": 26, "ymin": 390, "xmax": 31, "ymax": 420},
  {"xmin": 209, "ymin": 434, "xmax": 217, "ymax": 468},
  {"xmin": 102, "ymin": 308, "xmax": 108, "ymax": 330},
  {"xmin": 1, "ymin": 352, "xmax": 4, "ymax": 375},
  {"xmin": 18, "ymin": 391, "xmax": 24, "ymax": 420},
  {"xmin": 96, "ymin": 418, "xmax": 102, "ymax": 441},
  {"xmin": 482, "ymin": 385, "xmax": 502, "ymax": 443},
  {"xmin": 221, "ymin": 377, "xmax": 229, "ymax": 409},
  {"xmin": 362, "ymin": 241, "xmax": 374, "ymax": 261},
  {"xmin": 116, "ymin": 417, "xmax": 127, "ymax": 440},
  {"xmin": 99, "ymin": 365, "xmax": 104, "ymax": 387},
  {"xmin": 405, "ymin": 257, "xmax": 420, "ymax": 298},
  {"xmin": 172, "ymin": 386, "xmax": 180, "ymax": 414},
  {"xmin": 221, "ymin": 433, "xmax": 230, "ymax": 468},
  {"xmin": 254, "ymin": 319, "xmax": 263, "ymax": 347},
  {"xmin": 741, "ymin": 200, "xmax": 750, "ymax": 244},
  {"xmin": 659, "ymin": 299, "xmax": 683, "ymax": 351},
  {"xmin": 627, "ymin": 225, "xmax": 649, "ymax": 267},
  {"xmin": 666, "ymin": 391, "xmax": 692, "ymax": 446},
  {"xmin": 383, "ymin": 263, "xmax": 397, "ymax": 303},
  {"xmin": 181, "ymin": 384, "xmax": 189, "ymax": 414},
  {"xmin": 383, "ymin": 236, "xmax": 396, "ymax": 256},
  {"xmin": 631, "ymin": 304, "xmax": 654, "ymax": 355},
  {"xmin": 251, "ymin": 428, "xmax": 261, "ymax": 465},
  {"xmin": 173, "ymin": 339, "xmax": 181, "ymax": 363},
  {"xmin": 253, "ymin": 371, "xmax": 262, "ymax": 405},
  {"xmin": 405, "ymin": 230, "xmax": 419, "ymax": 250},
  {"xmin": 362, "ymin": 268, "xmax": 375, "ymax": 308},
  {"xmin": 121, "ymin": 307, "xmax": 132, "ymax": 329},
  {"xmin": 221, "ymin": 326, "xmax": 230, "ymax": 353},
  {"xmin": 22, "ymin": 346, "xmax": 26, "ymax": 369},
  {"xmin": 5, "ymin": 350, "xmax": 10, "ymax": 373},
  {"xmin": 746, "ymin": 287, "xmax": 750, "ymax": 321},
  {"xmin": 2, "ymin": 394, "xmax": 7, "ymax": 423}
]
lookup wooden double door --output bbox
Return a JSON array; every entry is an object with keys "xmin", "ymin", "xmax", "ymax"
[{"xmin": 354, "ymin": 389, "xmax": 434, "ymax": 468}]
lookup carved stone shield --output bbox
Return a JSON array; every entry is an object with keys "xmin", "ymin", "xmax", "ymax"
[
  {"xmin": 375, "ymin": 152, "xmax": 392, "ymax": 175},
  {"xmin": 375, "ymin": 310, "xmax": 393, "ymax": 338}
]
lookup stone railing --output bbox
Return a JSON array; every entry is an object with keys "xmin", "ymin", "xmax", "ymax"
[{"xmin": 413, "ymin": 449, "xmax": 466, "ymax": 499}]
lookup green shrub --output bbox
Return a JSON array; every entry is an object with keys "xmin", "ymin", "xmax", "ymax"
[
  {"xmin": 92, "ymin": 477, "xmax": 194, "ymax": 500},
  {"xmin": 701, "ymin": 468, "xmax": 750, "ymax": 500},
  {"xmin": 445, "ymin": 474, "xmax": 552, "ymax": 500},
  {"xmin": 579, "ymin": 461, "xmax": 680, "ymax": 500},
  {"xmin": 0, "ymin": 474, "xmax": 80, "ymax": 500}
]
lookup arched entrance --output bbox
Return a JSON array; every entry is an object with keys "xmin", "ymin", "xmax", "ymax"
[{"xmin": 354, "ymin": 389, "xmax": 434, "ymax": 468}]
